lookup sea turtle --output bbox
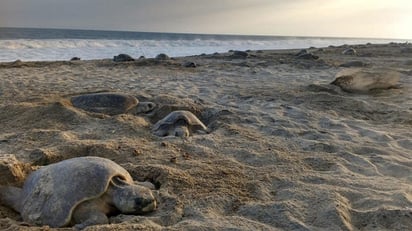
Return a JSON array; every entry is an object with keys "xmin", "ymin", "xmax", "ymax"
[
  {"xmin": 296, "ymin": 52, "xmax": 319, "ymax": 60},
  {"xmin": 295, "ymin": 49, "xmax": 308, "ymax": 56},
  {"xmin": 182, "ymin": 61, "xmax": 197, "ymax": 68},
  {"xmin": 230, "ymin": 50, "xmax": 249, "ymax": 58},
  {"xmin": 0, "ymin": 156, "xmax": 157, "ymax": 228},
  {"xmin": 331, "ymin": 68, "xmax": 400, "ymax": 92},
  {"xmin": 113, "ymin": 54, "xmax": 134, "ymax": 62},
  {"xmin": 152, "ymin": 110, "xmax": 208, "ymax": 137},
  {"xmin": 155, "ymin": 53, "xmax": 169, "ymax": 60},
  {"xmin": 70, "ymin": 92, "xmax": 156, "ymax": 115},
  {"xmin": 339, "ymin": 60, "xmax": 366, "ymax": 68},
  {"xmin": 342, "ymin": 48, "xmax": 357, "ymax": 55}
]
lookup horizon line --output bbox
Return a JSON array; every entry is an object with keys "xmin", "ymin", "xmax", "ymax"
[{"xmin": 1, "ymin": 26, "xmax": 410, "ymax": 41}]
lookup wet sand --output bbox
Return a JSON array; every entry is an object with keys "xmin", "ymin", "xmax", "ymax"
[{"xmin": 0, "ymin": 43, "xmax": 412, "ymax": 230}]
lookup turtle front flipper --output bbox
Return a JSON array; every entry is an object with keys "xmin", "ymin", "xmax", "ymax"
[
  {"xmin": 73, "ymin": 212, "xmax": 108, "ymax": 230},
  {"xmin": 72, "ymin": 199, "xmax": 110, "ymax": 229},
  {"xmin": 0, "ymin": 186, "xmax": 23, "ymax": 213}
]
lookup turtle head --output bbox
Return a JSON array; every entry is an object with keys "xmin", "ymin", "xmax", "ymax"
[
  {"xmin": 174, "ymin": 125, "xmax": 190, "ymax": 137},
  {"xmin": 108, "ymin": 176, "xmax": 157, "ymax": 214},
  {"xmin": 331, "ymin": 75, "xmax": 353, "ymax": 86},
  {"xmin": 130, "ymin": 102, "xmax": 156, "ymax": 114},
  {"xmin": 171, "ymin": 119, "xmax": 190, "ymax": 137}
]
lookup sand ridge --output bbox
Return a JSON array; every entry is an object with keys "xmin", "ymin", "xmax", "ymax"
[{"xmin": 0, "ymin": 43, "xmax": 411, "ymax": 230}]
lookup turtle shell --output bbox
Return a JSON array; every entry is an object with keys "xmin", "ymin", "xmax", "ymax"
[
  {"xmin": 19, "ymin": 156, "xmax": 133, "ymax": 227},
  {"xmin": 71, "ymin": 92, "xmax": 138, "ymax": 115},
  {"xmin": 152, "ymin": 110, "xmax": 207, "ymax": 133},
  {"xmin": 331, "ymin": 69, "xmax": 400, "ymax": 92}
]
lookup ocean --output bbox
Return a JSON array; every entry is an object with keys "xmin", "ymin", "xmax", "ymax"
[{"xmin": 0, "ymin": 27, "xmax": 407, "ymax": 62}]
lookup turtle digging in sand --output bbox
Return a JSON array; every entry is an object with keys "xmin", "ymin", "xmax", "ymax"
[
  {"xmin": 152, "ymin": 110, "xmax": 208, "ymax": 137},
  {"xmin": 331, "ymin": 68, "xmax": 400, "ymax": 93},
  {"xmin": 0, "ymin": 156, "xmax": 157, "ymax": 229},
  {"xmin": 70, "ymin": 92, "xmax": 156, "ymax": 115}
]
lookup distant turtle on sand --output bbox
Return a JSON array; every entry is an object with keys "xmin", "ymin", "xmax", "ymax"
[
  {"xmin": 295, "ymin": 49, "xmax": 319, "ymax": 59},
  {"xmin": 0, "ymin": 156, "xmax": 157, "ymax": 228},
  {"xmin": 331, "ymin": 68, "xmax": 400, "ymax": 92},
  {"xmin": 155, "ymin": 53, "xmax": 169, "ymax": 60},
  {"xmin": 342, "ymin": 48, "xmax": 357, "ymax": 55},
  {"xmin": 113, "ymin": 54, "xmax": 134, "ymax": 62},
  {"xmin": 182, "ymin": 61, "xmax": 197, "ymax": 68},
  {"xmin": 70, "ymin": 92, "xmax": 156, "ymax": 115},
  {"xmin": 339, "ymin": 60, "xmax": 366, "ymax": 68},
  {"xmin": 296, "ymin": 52, "xmax": 319, "ymax": 60},
  {"xmin": 152, "ymin": 110, "xmax": 208, "ymax": 137},
  {"xmin": 295, "ymin": 49, "xmax": 308, "ymax": 56},
  {"xmin": 231, "ymin": 50, "xmax": 249, "ymax": 58}
]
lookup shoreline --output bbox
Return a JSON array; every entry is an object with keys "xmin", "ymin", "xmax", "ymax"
[
  {"xmin": 0, "ymin": 42, "xmax": 410, "ymax": 64},
  {"xmin": 1, "ymin": 34, "xmax": 409, "ymax": 62},
  {"xmin": 0, "ymin": 42, "xmax": 412, "ymax": 66}
]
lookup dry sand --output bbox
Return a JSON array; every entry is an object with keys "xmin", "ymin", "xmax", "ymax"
[{"xmin": 0, "ymin": 43, "xmax": 411, "ymax": 230}]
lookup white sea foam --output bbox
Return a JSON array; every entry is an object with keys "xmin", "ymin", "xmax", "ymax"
[{"xmin": 0, "ymin": 37, "xmax": 401, "ymax": 62}]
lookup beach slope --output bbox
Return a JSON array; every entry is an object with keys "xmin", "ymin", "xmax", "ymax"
[{"xmin": 0, "ymin": 43, "xmax": 411, "ymax": 230}]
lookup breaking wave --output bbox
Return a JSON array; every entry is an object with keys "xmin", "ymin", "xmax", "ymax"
[{"xmin": 0, "ymin": 29, "xmax": 404, "ymax": 61}]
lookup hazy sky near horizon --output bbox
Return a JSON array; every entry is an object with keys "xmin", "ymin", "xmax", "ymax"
[{"xmin": 0, "ymin": 0, "xmax": 411, "ymax": 39}]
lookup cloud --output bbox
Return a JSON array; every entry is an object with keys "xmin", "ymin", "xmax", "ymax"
[{"xmin": 0, "ymin": 0, "xmax": 411, "ymax": 38}]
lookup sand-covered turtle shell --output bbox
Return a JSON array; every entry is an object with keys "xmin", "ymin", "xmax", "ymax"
[
  {"xmin": 71, "ymin": 92, "xmax": 139, "ymax": 115},
  {"xmin": 331, "ymin": 68, "xmax": 400, "ymax": 92},
  {"xmin": 152, "ymin": 110, "xmax": 207, "ymax": 136},
  {"xmin": 19, "ymin": 156, "xmax": 133, "ymax": 227}
]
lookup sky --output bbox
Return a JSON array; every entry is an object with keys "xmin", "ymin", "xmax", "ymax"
[{"xmin": 0, "ymin": 0, "xmax": 411, "ymax": 39}]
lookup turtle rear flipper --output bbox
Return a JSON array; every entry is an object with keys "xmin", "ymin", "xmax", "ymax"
[{"xmin": 0, "ymin": 186, "xmax": 22, "ymax": 212}]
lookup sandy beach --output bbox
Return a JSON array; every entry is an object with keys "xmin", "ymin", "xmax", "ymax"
[{"xmin": 0, "ymin": 43, "xmax": 411, "ymax": 230}]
